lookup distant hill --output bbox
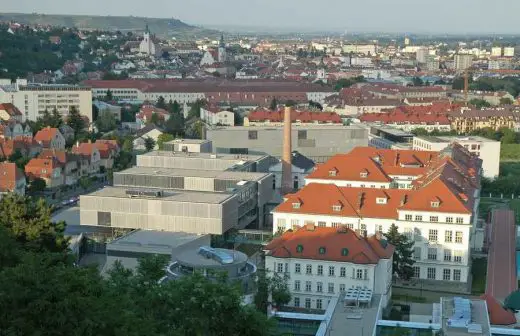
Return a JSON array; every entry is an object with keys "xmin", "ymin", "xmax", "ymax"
[{"xmin": 0, "ymin": 13, "xmax": 217, "ymax": 38}]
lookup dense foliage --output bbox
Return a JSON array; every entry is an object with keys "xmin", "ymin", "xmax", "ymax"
[{"xmin": 384, "ymin": 224, "xmax": 415, "ymax": 280}]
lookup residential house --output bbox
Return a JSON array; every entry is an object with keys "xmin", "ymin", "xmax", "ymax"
[
  {"xmin": 448, "ymin": 107, "xmax": 520, "ymax": 133},
  {"xmin": 38, "ymin": 149, "xmax": 80, "ymax": 186},
  {"xmin": 0, "ymin": 121, "xmax": 32, "ymax": 139},
  {"xmin": 0, "ymin": 103, "xmax": 23, "ymax": 122},
  {"xmin": 269, "ymin": 151, "xmax": 315, "ymax": 191},
  {"xmin": 265, "ymin": 226, "xmax": 394, "ymax": 310},
  {"xmin": 244, "ymin": 108, "xmax": 342, "ymax": 126},
  {"xmin": 93, "ymin": 100, "xmax": 122, "ymax": 121},
  {"xmin": 59, "ymin": 124, "xmax": 75, "ymax": 144},
  {"xmin": 34, "ymin": 127, "xmax": 66, "ymax": 150},
  {"xmin": 200, "ymin": 106, "xmax": 235, "ymax": 126},
  {"xmin": 25, "ymin": 158, "xmax": 64, "ymax": 188},
  {"xmin": 72, "ymin": 142, "xmax": 101, "ymax": 175},
  {"xmin": 136, "ymin": 104, "xmax": 170, "ymax": 128},
  {"xmin": 0, "ymin": 162, "xmax": 26, "ymax": 197},
  {"xmin": 0, "ymin": 137, "xmax": 41, "ymax": 160},
  {"xmin": 133, "ymin": 125, "xmax": 164, "ymax": 151}
]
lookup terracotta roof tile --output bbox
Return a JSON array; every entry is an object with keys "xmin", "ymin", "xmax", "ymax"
[
  {"xmin": 265, "ymin": 226, "xmax": 394, "ymax": 264},
  {"xmin": 0, "ymin": 162, "xmax": 24, "ymax": 192}
]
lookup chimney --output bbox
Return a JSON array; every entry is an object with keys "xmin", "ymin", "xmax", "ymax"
[{"xmin": 281, "ymin": 105, "xmax": 292, "ymax": 194}]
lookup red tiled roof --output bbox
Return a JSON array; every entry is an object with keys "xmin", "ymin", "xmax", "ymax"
[
  {"xmin": 34, "ymin": 127, "xmax": 59, "ymax": 146},
  {"xmin": 265, "ymin": 226, "xmax": 394, "ymax": 264},
  {"xmin": 247, "ymin": 108, "xmax": 342, "ymax": 123},
  {"xmin": 0, "ymin": 162, "xmax": 24, "ymax": 192},
  {"xmin": 136, "ymin": 105, "xmax": 169, "ymax": 121},
  {"xmin": 72, "ymin": 142, "xmax": 101, "ymax": 158},
  {"xmin": 0, "ymin": 103, "xmax": 22, "ymax": 117},
  {"xmin": 25, "ymin": 158, "xmax": 59, "ymax": 179},
  {"xmin": 480, "ymin": 294, "xmax": 516, "ymax": 325}
]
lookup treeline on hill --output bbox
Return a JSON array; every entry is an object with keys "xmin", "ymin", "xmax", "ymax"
[
  {"xmin": 0, "ymin": 25, "xmax": 83, "ymax": 79},
  {"xmin": 0, "ymin": 193, "xmax": 272, "ymax": 336},
  {"xmin": 452, "ymin": 76, "xmax": 520, "ymax": 97}
]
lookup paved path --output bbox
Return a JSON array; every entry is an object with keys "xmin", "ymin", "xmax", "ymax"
[{"xmin": 486, "ymin": 209, "xmax": 517, "ymax": 301}]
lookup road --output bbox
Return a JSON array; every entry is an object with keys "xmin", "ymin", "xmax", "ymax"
[{"xmin": 486, "ymin": 208, "xmax": 517, "ymax": 301}]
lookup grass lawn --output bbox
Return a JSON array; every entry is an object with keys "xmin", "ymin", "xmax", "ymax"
[
  {"xmin": 479, "ymin": 198, "xmax": 508, "ymax": 220},
  {"xmin": 471, "ymin": 257, "xmax": 488, "ymax": 295},
  {"xmin": 510, "ymin": 199, "xmax": 520, "ymax": 224}
]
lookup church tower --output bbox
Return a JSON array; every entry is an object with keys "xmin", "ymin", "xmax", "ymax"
[
  {"xmin": 218, "ymin": 34, "xmax": 227, "ymax": 63},
  {"xmin": 139, "ymin": 24, "xmax": 156, "ymax": 56}
]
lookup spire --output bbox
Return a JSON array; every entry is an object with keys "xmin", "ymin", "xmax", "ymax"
[
  {"xmin": 219, "ymin": 34, "xmax": 225, "ymax": 47},
  {"xmin": 145, "ymin": 23, "xmax": 149, "ymax": 34}
]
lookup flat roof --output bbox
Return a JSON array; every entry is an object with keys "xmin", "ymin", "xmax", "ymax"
[
  {"xmin": 164, "ymin": 139, "xmax": 211, "ymax": 145},
  {"xmin": 370, "ymin": 125, "xmax": 414, "ymax": 137},
  {"xmin": 84, "ymin": 186, "xmax": 235, "ymax": 204},
  {"xmin": 415, "ymin": 135, "xmax": 499, "ymax": 143},
  {"xmin": 441, "ymin": 297, "xmax": 490, "ymax": 336},
  {"xmin": 209, "ymin": 124, "xmax": 367, "ymax": 131},
  {"xmin": 139, "ymin": 150, "xmax": 268, "ymax": 161},
  {"xmin": 175, "ymin": 247, "xmax": 248, "ymax": 268},
  {"xmin": 116, "ymin": 166, "xmax": 271, "ymax": 182},
  {"xmin": 327, "ymin": 294, "xmax": 381, "ymax": 336},
  {"xmin": 108, "ymin": 229, "xmax": 205, "ymax": 253}
]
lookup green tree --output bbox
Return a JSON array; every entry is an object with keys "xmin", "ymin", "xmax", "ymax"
[
  {"xmin": 0, "ymin": 194, "xmax": 67, "ymax": 253},
  {"xmin": 270, "ymin": 273, "xmax": 291, "ymax": 308},
  {"xmin": 149, "ymin": 112, "xmax": 161, "ymax": 126},
  {"xmin": 269, "ymin": 98, "xmax": 278, "ymax": 111},
  {"xmin": 95, "ymin": 111, "xmax": 117, "ymax": 132},
  {"xmin": 164, "ymin": 113, "xmax": 185, "ymax": 136},
  {"xmin": 285, "ymin": 100, "xmax": 297, "ymax": 107},
  {"xmin": 384, "ymin": 223, "xmax": 415, "ymax": 280},
  {"xmin": 157, "ymin": 133, "xmax": 175, "ymax": 150},
  {"xmin": 156, "ymin": 96, "xmax": 166, "ymax": 109},
  {"xmin": 66, "ymin": 106, "xmax": 86, "ymax": 135},
  {"xmin": 411, "ymin": 76, "xmax": 424, "ymax": 86},
  {"xmin": 78, "ymin": 176, "xmax": 92, "ymax": 190},
  {"xmin": 144, "ymin": 137, "xmax": 156, "ymax": 152},
  {"xmin": 500, "ymin": 97, "xmax": 514, "ymax": 105},
  {"xmin": 50, "ymin": 107, "xmax": 63, "ymax": 128},
  {"xmin": 469, "ymin": 99, "xmax": 491, "ymax": 109},
  {"xmin": 28, "ymin": 177, "xmax": 47, "ymax": 194},
  {"xmin": 122, "ymin": 138, "xmax": 134, "ymax": 153},
  {"xmin": 188, "ymin": 99, "xmax": 206, "ymax": 119},
  {"xmin": 105, "ymin": 89, "xmax": 113, "ymax": 102},
  {"xmin": 168, "ymin": 100, "xmax": 181, "ymax": 115},
  {"xmin": 500, "ymin": 128, "xmax": 517, "ymax": 144}
]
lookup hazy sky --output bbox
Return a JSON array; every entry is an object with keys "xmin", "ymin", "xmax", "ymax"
[{"xmin": 1, "ymin": 0, "xmax": 518, "ymax": 34}]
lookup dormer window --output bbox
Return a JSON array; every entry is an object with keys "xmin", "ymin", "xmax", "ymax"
[
  {"xmin": 328, "ymin": 168, "xmax": 338, "ymax": 177},
  {"xmin": 376, "ymin": 197, "xmax": 387, "ymax": 204},
  {"xmin": 431, "ymin": 201, "xmax": 440, "ymax": 208},
  {"xmin": 292, "ymin": 202, "xmax": 301, "ymax": 209},
  {"xmin": 360, "ymin": 171, "xmax": 368, "ymax": 178},
  {"xmin": 332, "ymin": 204, "xmax": 342, "ymax": 212},
  {"xmin": 319, "ymin": 247, "xmax": 326, "ymax": 254}
]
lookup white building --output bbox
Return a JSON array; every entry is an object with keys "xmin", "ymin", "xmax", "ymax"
[
  {"xmin": 342, "ymin": 44, "xmax": 377, "ymax": 56},
  {"xmin": 200, "ymin": 107, "xmax": 235, "ymax": 126},
  {"xmin": 413, "ymin": 135, "xmax": 500, "ymax": 179},
  {"xmin": 416, "ymin": 47, "xmax": 429, "ymax": 64},
  {"xmin": 0, "ymin": 79, "xmax": 92, "ymax": 122},
  {"xmin": 504, "ymin": 47, "xmax": 515, "ymax": 57},
  {"xmin": 272, "ymin": 146, "xmax": 482, "ymax": 287},
  {"xmin": 269, "ymin": 151, "xmax": 315, "ymax": 191},
  {"xmin": 491, "ymin": 47, "xmax": 502, "ymax": 57},
  {"xmin": 454, "ymin": 54, "xmax": 474, "ymax": 71},
  {"xmin": 265, "ymin": 226, "xmax": 393, "ymax": 310},
  {"xmin": 139, "ymin": 26, "xmax": 156, "ymax": 56}
]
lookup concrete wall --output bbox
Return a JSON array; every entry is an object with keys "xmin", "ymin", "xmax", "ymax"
[{"xmin": 207, "ymin": 126, "xmax": 368, "ymax": 163}]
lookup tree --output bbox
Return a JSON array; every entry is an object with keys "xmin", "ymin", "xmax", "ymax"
[
  {"xmin": 269, "ymin": 98, "xmax": 278, "ymax": 111},
  {"xmin": 144, "ymin": 137, "xmax": 156, "ymax": 152},
  {"xmin": 156, "ymin": 96, "xmax": 166, "ymax": 109},
  {"xmin": 28, "ymin": 177, "xmax": 47, "ymax": 194},
  {"xmin": 285, "ymin": 100, "xmax": 297, "ymax": 107},
  {"xmin": 411, "ymin": 76, "xmax": 424, "ymax": 86},
  {"xmin": 188, "ymin": 99, "xmax": 206, "ymax": 119},
  {"xmin": 500, "ymin": 97, "xmax": 514, "ymax": 105},
  {"xmin": 0, "ymin": 194, "xmax": 67, "ymax": 253},
  {"xmin": 384, "ymin": 223, "xmax": 415, "ymax": 280},
  {"xmin": 95, "ymin": 111, "xmax": 117, "ymax": 133},
  {"xmin": 149, "ymin": 112, "xmax": 161, "ymax": 126},
  {"xmin": 157, "ymin": 133, "xmax": 175, "ymax": 150},
  {"xmin": 122, "ymin": 138, "xmax": 134, "ymax": 153},
  {"xmin": 500, "ymin": 127, "xmax": 517, "ymax": 144},
  {"xmin": 469, "ymin": 99, "xmax": 491, "ymax": 109},
  {"xmin": 254, "ymin": 271, "xmax": 291, "ymax": 311},
  {"xmin": 168, "ymin": 100, "xmax": 181, "ymax": 115},
  {"xmin": 66, "ymin": 106, "xmax": 86, "ymax": 135},
  {"xmin": 164, "ymin": 113, "xmax": 185, "ymax": 136},
  {"xmin": 308, "ymin": 100, "xmax": 323, "ymax": 111},
  {"xmin": 105, "ymin": 89, "xmax": 113, "ymax": 102}
]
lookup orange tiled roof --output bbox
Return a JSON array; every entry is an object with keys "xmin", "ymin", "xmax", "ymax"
[
  {"xmin": 34, "ymin": 127, "xmax": 59, "ymax": 146},
  {"xmin": 0, "ymin": 103, "xmax": 23, "ymax": 117},
  {"xmin": 0, "ymin": 162, "xmax": 24, "ymax": 192},
  {"xmin": 72, "ymin": 142, "xmax": 101, "ymax": 158},
  {"xmin": 247, "ymin": 107, "xmax": 342, "ymax": 123},
  {"xmin": 265, "ymin": 226, "xmax": 394, "ymax": 264},
  {"xmin": 25, "ymin": 158, "xmax": 59, "ymax": 179}
]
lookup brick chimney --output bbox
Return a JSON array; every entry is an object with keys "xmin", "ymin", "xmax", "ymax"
[{"xmin": 281, "ymin": 105, "xmax": 292, "ymax": 194}]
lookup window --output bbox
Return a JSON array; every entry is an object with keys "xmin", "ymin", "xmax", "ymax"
[
  {"xmin": 294, "ymin": 280, "xmax": 301, "ymax": 291},
  {"xmin": 376, "ymin": 197, "xmax": 387, "ymax": 204},
  {"xmin": 415, "ymin": 215, "xmax": 423, "ymax": 221},
  {"xmin": 360, "ymin": 224, "xmax": 367, "ymax": 236},
  {"xmin": 305, "ymin": 281, "xmax": 312, "ymax": 292},
  {"xmin": 445, "ymin": 231, "xmax": 453, "ymax": 243},
  {"xmin": 404, "ymin": 228, "xmax": 413, "ymax": 240},
  {"xmin": 317, "ymin": 265, "xmax": 323, "ymax": 276},
  {"xmin": 446, "ymin": 217, "xmax": 453, "ymax": 223},
  {"xmin": 276, "ymin": 218, "xmax": 286, "ymax": 229},
  {"xmin": 414, "ymin": 228, "xmax": 422, "ymax": 241},
  {"xmin": 356, "ymin": 269, "xmax": 363, "ymax": 279},
  {"xmin": 292, "ymin": 202, "xmax": 301, "ymax": 209},
  {"xmin": 455, "ymin": 231, "xmax": 463, "ymax": 244},
  {"xmin": 277, "ymin": 263, "xmax": 284, "ymax": 273},
  {"xmin": 414, "ymin": 247, "xmax": 422, "ymax": 260},
  {"xmin": 429, "ymin": 229, "xmax": 438, "ymax": 242},
  {"xmin": 340, "ymin": 284, "xmax": 346, "ymax": 292},
  {"xmin": 319, "ymin": 247, "xmax": 326, "ymax": 254},
  {"xmin": 294, "ymin": 297, "xmax": 300, "ymax": 307},
  {"xmin": 295, "ymin": 263, "xmax": 301, "ymax": 274},
  {"xmin": 332, "ymin": 204, "xmax": 342, "ymax": 212},
  {"xmin": 430, "ymin": 216, "xmax": 439, "ymax": 222},
  {"xmin": 298, "ymin": 130, "xmax": 307, "ymax": 140},
  {"xmin": 443, "ymin": 269, "xmax": 451, "ymax": 281},
  {"xmin": 454, "ymin": 251, "xmax": 462, "ymax": 263},
  {"xmin": 364, "ymin": 269, "xmax": 368, "ymax": 280},
  {"xmin": 329, "ymin": 266, "xmax": 335, "ymax": 276},
  {"xmin": 316, "ymin": 281, "xmax": 323, "ymax": 293},
  {"xmin": 305, "ymin": 298, "xmax": 311, "ymax": 309},
  {"xmin": 291, "ymin": 219, "xmax": 300, "ymax": 228},
  {"xmin": 98, "ymin": 212, "xmax": 111, "ymax": 226},
  {"xmin": 340, "ymin": 267, "xmax": 346, "ymax": 277},
  {"xmin": 376, "ymin": 225, "xmax": 383, "ymax": 234},
  {"xmin": 431, "ymin": 201, "xmax": 440, "ymax": 208},
  {"xmin": 316, "ymin": 299, "xmax": 323, "ymax": 310},
  {"xmin": 456, "ymin": 217, "xmax": 464, "ymax": 224},
  {"xmin": 306, "ymin": 264, "xmax": 312, "ymax": 274},
  {"xmin": 248, "ymin": 130, "xmax": 258, "ymax": 140},
  {"xmin": 328, "ymin": 283, "xmax": 334, "ymax": 293},
  {"xmin": 285, "ymin": 263, "xmax": 289, "ymax": 273},
  {"xmin": 318, "ymin": 221, "xmax": 326, "ymax": 227},
  {"xmin": 360, "ymin": 171, "xmax": 368, "ymax": 178},
  {"xmin": 332, "ymin": 222, "xmax": 341, "ymax": 228},
  {"xmin": 328, "ymin": 169, "xmax": 337, "ymax": 177},
  {"xmin": 297, "ymin": 244, "xmax": 304, "ymax": 253},
  {"xmin": 427, "ymin": 267, "xmax": 436, "ymax": 280},
  {"xmin": 341, "ymin": 248, "xmax": 349, "ymax": 256},
  {"xmin": 346, "ymin": 223, "xmax": 354, "ymax": 230},
  {"xmin": 427, "ymin": 248, "xmax": 437, "ymax": 261},
  {"xmin": 453, "ymin": 269, "xmax": 461, "ymax": 281},
  {"xmin": 444, "ymin": 249, "xmax": 452, "ymax": 262},
  {"xmin": 413, "ymin": 266, "xmax": 421, "ymax": 278}
]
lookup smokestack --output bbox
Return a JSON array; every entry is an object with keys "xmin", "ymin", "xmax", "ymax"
[{"xmin": 281, "ymin": 105, "xmax": 293, "ymax": 194}]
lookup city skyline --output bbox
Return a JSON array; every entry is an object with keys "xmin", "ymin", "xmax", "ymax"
[{"xmin": 2, "ymin": 0, "xmax": 520, "ymax": 34}]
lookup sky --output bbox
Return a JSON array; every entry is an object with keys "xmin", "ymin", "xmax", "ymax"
[{"xmin": 1, "ymin": 0, "xmax": 518, "ymax": 34}]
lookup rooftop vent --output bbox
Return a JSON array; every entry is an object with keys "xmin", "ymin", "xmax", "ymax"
[{"xmin": 126, "ymin": 189, "xmax": 164, "ymax": 198}]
